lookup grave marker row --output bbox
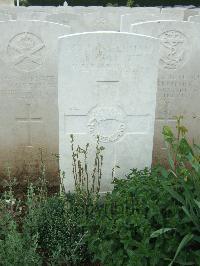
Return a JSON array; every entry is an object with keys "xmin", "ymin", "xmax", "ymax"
[{"xmin": 0, "ymin": 15, "xmax": 199, "ymax": 192}]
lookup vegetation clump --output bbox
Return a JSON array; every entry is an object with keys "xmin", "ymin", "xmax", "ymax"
[{"xmin": 0, "ymin": 117, "xmax": 199, "ymax": 265}]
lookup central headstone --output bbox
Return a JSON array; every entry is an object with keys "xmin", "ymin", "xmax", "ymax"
[{"xmin": 58, "ymin": 32, "xmax": 159, "ymax": 192}]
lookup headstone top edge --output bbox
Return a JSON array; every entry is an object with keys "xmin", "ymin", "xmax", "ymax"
[
  {"xmin": 188, "ymin": 14, "xmax": 200, "ymax": 20},
  {"xmin": 130, "ymin": 19, "xmax": 195, "ymax": 27},
  {"xmin": 0, "ymin": 19, "xmax": 71, "ymax": 29},
  {"xmin": 58, "ymin": 31, "xmax": 159, "ymax": 42}
]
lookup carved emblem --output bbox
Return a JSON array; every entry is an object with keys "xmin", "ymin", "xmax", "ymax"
[
  {"xmin": 95, "ymin": 17, "xmax": 107, "ymax": 27},
  {"xmin": 159, "ymin": 30, "xmax": 188, "ymax": 70},
  {"xmin": 7, "ymin": 32, "xmax": 45, "ymax": 72},
  {"xmin": 88, "ymin": 106, "xmax": 126, "ymax": 143}
]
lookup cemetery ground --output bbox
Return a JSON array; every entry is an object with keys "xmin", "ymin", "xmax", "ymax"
[{"xmin": 0, "ymin": 117, "xmax": 199, "ymax": 266}]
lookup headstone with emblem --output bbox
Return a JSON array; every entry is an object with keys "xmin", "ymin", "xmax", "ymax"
[
  {"xmin": 0, "ymin": 20, "xmax": 71, "ymax": 181},
  {"xmin": 58, "ymin": 32, "xmax": 159, "ymax": 192},
  {"xmin": 130, "ymin": 20, "xmax": 200, "ymax": 164}
]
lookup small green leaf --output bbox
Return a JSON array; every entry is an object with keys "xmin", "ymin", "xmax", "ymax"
[{"xmin": 162, "ymin": 126, "xmax": 174, "ymax": 143}]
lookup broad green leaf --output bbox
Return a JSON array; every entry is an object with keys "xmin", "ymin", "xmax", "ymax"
[
  {"xmin": 169, "ymin": 234, "xmax": 194, "ymax": 266},
  {"xmin": 182, "ymin": 206, "xmax": 199, "ymax": 228},
  {"xmin": 162, "ymin": 183, "xmax": 185, "ymax": 205},
  {"xmin": 194, "ymin": 200, "xmax": 200, "ymax": 210},
  {"xmin": 167, "ymin": 150, "xmax": 175, "ymax": 171},
  {"xmin": 159, "ymin": 166, "xmax": 169, "ymax": 178},
  {"xmin": 150, "ymin": 228, "xmax": 175, "ymax": 239},
  {"xmin": 175, "ymin": 260, "xmax": 195, "ymax": 265},
  {"xmin": 178, "ymin": 138, "xmax": 193, "ymax": 156}
]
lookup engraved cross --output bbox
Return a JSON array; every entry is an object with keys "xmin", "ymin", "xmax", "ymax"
[{"xmin": 16, "ymin": 103, "xmax": 42, "ymax": 147}]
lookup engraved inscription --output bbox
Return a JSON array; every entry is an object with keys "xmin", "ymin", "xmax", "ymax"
[
  {"xmin": 159, "ymin": 30, "xmax": 188, "ymax": 70},
  {"xmin": 88, "ymin": 106, "xmax": 126, "ymax": 143},
  {"xmin": 7, "ymin": 32, "xmax": 45, "ymax": 72}
]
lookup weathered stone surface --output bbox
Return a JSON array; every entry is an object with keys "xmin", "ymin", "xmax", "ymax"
[
  {"xmin": 0, "ymin": 20, "xmax": 71, "ymax": 182},
  {"xmin": 58, "ymin": 32, "xmax": 159, "ymax": 192},
  {"xmin": 130, "ymin": 20, "xmax": 200, "ymax": 164}
]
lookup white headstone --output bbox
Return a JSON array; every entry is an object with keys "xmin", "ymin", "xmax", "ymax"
[
  {"xmin": 188, "ymin": 15, "xmax": 200, "ymax": 22},
  {"xmin": 58, "ymin": 32, "xmax": 159, "ymax": 192},
  {"xmin": 130, "ymin": 20, "xmax": 200, "ymax": 164},
  {"xmin": 0, "ymin": 20, "xmax": 71, "ymax": 180}
]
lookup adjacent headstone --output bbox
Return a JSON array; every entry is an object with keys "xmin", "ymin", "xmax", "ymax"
[
  {"xmin": 0, "ymin": 0, "xmax": 13, "ymax": 6},
  {"xmin": 58, "ymin": 32, "xmax": 159, "ymax": 192},
  {"xmin": 0, "ymin": 12, "xmax": 9, "ymax": 20},
  {"xmin": 120, "ymin": 7, "xmax": 184, "ymax": 32},
  {"xmin": 81, "ymin": 7, "xmax": 160, "ymax": 31},
  {"xmin": 184, "ymin": 8, "xmax": 199, "ymax": 21},
  {"xmin": 120, "ymin": 12, "xmax": 160, "ymax": 32},
  {"xmin": 12, "ymin": 7, "xmax": 50, "ymax": 20},
  {"xmin": 82, "ymin": 11, "xmax": 121, "ymax": 31},
  {"xmin": 46, "ymin": 12, "xmax": 86, "ymax": 33},
  {"xmin": 161, "ymin": 7, "xmax": 185, "ymax": 20},
  {"xmin": 0, "ymin": 6, "xmax": 57, "ymax": 20},
  {"xmin": 0, "ymin": 20, "xmax": 71, "ymax": 182},
  {"xmin": 188, "ymin": 15, "xmax": 200, "ymax": 22},
  {"xmin": 130, "ymin": 20, "xmax": 200, "ymax": 164},
  {"xmin": 0, "ymin": 7, "xmax": 17, "ymax": 19}
]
